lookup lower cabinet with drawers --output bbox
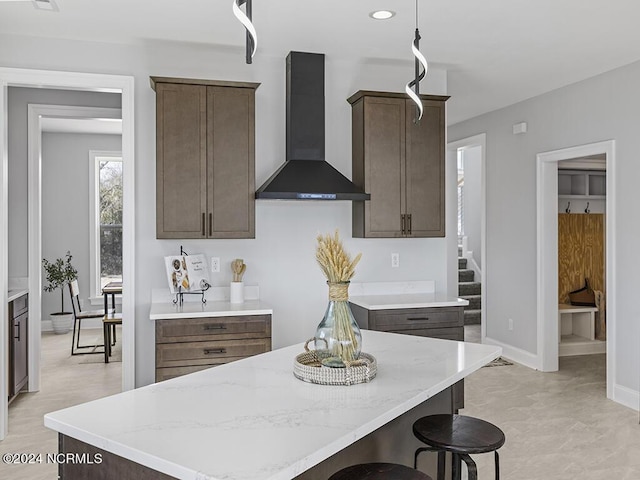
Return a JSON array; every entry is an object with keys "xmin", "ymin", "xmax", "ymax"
[
  {"xmin": 155, "ymin": 314, "xmax": 271, "ymax": 382},
  {"xmin": 8, "ymin": 293, "xmax": 29, "ymax": 403},
  {"xmin": 350, "ymin": 303, "xmax": 465, "ymax": 411}
]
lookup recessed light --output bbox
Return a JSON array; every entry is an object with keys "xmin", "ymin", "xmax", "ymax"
[{"xmin": 369, "ymin": 10, "xmax": 395, "ymax": 20}]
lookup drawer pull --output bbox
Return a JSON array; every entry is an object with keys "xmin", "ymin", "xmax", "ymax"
[
  {"xmin": 14, "ymin": 320, "xmax": 20, "ymax": 341},
  {"xmin": 203, "ymin": 348, "xmax": 226, "ymax": 355},
  {"xmin": 408, "ymin": 317, "xmax": 429, "ymax": 322},
  {"xmin": 203, "ymin": 324, "xmax": 227, "ymax": 331}
]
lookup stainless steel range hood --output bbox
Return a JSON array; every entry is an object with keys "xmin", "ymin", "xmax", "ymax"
[{"xmin": 255, "ymin": 52, "xmax": 370, "ymax": 201}]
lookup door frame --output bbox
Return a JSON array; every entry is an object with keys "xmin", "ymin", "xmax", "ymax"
[
  {"xmin": 536, "ymin": 140, "xmax": 615, "ymax": 399},
  {"xmin": 0, "ymin": 67, "xmax": 135, "ymax": 440},
  {"xmin": 447, "ymin": 134, "xmax": 486, "ymax": 341}
]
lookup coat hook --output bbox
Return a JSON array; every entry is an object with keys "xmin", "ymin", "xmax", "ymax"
[
  {"xmin": 585, "ymin": 202, "xmax": 590, "ymax": 214},
  {"xmin": 565, "ymin": 201, "xmax": 571, "ymax": 214}
]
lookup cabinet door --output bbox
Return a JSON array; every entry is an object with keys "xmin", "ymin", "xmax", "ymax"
[
  {"xmin": 12, "ymin": 311, "xmax": 28, "ymax": 394},
  {"xmin": 405, "ymin": 98, "xmax": 445, "ymax": 237},
  {"xmin": 156, "ymin": 83, "xmax": 207, "ymax": 239},
  {"xmin": 207, "ymin": 87, "xmax": 255, "ymax": 238},
  {"xmin": 360, "ymin": 96, "xmax": 405, "ymax": 237}
]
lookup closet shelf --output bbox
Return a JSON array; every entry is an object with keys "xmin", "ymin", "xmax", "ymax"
[{"xmin": 558, "ymin": 194, "xmax": 606, "ymax": 200}]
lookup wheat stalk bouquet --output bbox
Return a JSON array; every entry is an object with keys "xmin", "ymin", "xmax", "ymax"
[{"xmin": 315, "ymin": 230, "xmax": 362, "ymax": 362}]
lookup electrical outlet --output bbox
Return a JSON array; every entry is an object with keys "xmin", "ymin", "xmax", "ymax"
[
  {"xmin": 508, "ymin": 318, "xmax": 514, "ymax": 331},
  {"xmin": 211, "ymin": 257, "xmax": 220, "ymax": 273},
  {"xmin": 391, "ymin": 253, "xmax": 400, "ymax": 268}
]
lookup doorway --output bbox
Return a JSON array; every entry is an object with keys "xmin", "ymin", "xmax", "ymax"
[
  {"xmin": 557, "ymin": 156, "xmax": 606, "ymax": 357},
  {"xmin": 447, "ymin": 134, "xmax": 486, "ymax": 343},
  {"xmin": 0, "ymin": 68, "xmax": 136, "ymax": 441},
  {"xmin": 536, "ymin": 140, "xmax": 615, "ymax": 400},
  {"xmin": 28, "ymin": 103, "xmax": 122, "ymax": 386}
]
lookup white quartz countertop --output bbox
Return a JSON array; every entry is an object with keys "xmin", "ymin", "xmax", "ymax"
[
  {"xmin": 349, "ymin": 292, "xmax": 469, "ymax": 310},
  {"xmin": 8, "ymin": 288, "xmax": 28, "ymax": 303},
  {"xmin": 44, "ymin": 330, "xmax": 500, "ymax": 480},
  {"xmin": 150, "ymin": 299, "xmax": 273, "ymax": 320}
]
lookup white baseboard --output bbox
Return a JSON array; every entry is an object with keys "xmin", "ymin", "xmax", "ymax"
[
  {"xmin": 41, "ymin": 317, "xmax": 104, "ymax": 332},
  {"xmin": 483, "ymin": 336, "xmax": 540, "ymax": 370},
  {"xmin": 613, "ymin": 384, "xmax": 640, "ymax": 412}
]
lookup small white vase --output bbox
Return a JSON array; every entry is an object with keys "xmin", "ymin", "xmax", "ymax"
[{"xmin": 230, "ymin": 281, "xmax": 244, "ymax": 304}]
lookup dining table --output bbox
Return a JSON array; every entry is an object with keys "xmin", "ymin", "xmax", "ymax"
[{"xmin": 102, "ymin": 281, "xmax": 122, "ymax": 313}]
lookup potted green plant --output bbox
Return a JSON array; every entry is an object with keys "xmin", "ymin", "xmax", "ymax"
[{"xmin": 42, "ymin": 251, "xmax": 78, "ymax": 334}]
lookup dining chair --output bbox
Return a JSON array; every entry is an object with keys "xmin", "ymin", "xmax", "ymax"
[{"xmin": 69, "ymin": 279, "xmax": 114, "ymax": 355}]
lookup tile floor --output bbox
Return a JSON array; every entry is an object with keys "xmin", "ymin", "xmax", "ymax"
[
  {"xmin": 461, "ymin": 354, "xmax": 640, "ymax": 480},
  {"xmin": 461, "ymin": 323, "xmax": 639, "ymax": 479}
]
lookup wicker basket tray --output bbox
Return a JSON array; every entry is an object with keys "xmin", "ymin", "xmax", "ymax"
[{"xmin": 293, "ymin": 340, "xmax": 377, "ymax": 386}]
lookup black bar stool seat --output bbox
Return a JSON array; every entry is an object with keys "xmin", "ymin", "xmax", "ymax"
[
  {"xmin": 329, "ymin": 462, "xmax": 433, "ymax": 480},
  {"xmin": 413, "ymin": 414, "xmax": 505, "ymax": 480}
]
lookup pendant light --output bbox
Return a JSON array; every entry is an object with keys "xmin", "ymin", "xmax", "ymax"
[
  {"xmin": 232, "ymin": 0, "xmax": 257, "ymax": 64},
  {"xmin": 405, "ymin": 0, "xmax": 429, "ymax": 123}
]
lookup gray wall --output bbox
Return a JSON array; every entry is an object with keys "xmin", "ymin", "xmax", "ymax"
[
  {"xmin": 0, "ymin": 34, "xmax": 452, "ymax": 387},
  {"xmin": 41, "ymin": 132, "xmax": 122, "ymax": 317},
  {"xmin": 450, "ymin": 59, "xmax": 640, "ymax": 396},
  {"xmin": 462, "ymin": 146, "xmax": 482, "ymax": 269},
  {"xmin": 7, "ymin": 87, "xmax": 121, "ymax": 280}
]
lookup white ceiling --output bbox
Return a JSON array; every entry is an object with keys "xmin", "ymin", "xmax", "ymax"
[{"xmin": 2, "ymin": 0, "xmax": 640, "ymax": 124}]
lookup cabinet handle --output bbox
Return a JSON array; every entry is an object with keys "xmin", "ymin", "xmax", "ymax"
[
  {"xmin": 209, "ymin": 213, "xmax": 212, "ymax": 237},
  {"xmin": 408, "ymin": 214, "xmax": 412, "ymax": 235},
  {"xmin": 203, "ymin": 348, "xmax": 226, "ymax": 355},
  {"xmin": 202, "ymin": 213, "xmax": 206, "ymax": 236},
  {"xmin": 401, "ymin": 214, "xmax": 406, "ymax": 235},
  {"xmin": 14, "ymin": 320, "xmax": 20, "ymax": 340},
  {"xmin": 408, "ymin": 317, "xmax": 429, "ymax": 322},
  {"xmin": 203, "ymin": 324, "xmax": 227, "ymax": 331}
]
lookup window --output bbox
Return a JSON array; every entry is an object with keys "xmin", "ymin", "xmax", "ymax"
[{"xmin": 89, "ymin": 151, "xmax": 123, "ymax": 299}]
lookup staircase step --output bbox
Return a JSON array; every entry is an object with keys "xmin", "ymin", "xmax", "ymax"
[
  {"xmin": 458, "ymin": 257, "xmax": 467, "ymax": 269},
  {"xmin": 464, "ymin": 309, "xmax": 481, "ymax": 325},
  {"xmin": 461, "ymin": 294, "xmax": 481, "ymax": 310},
  {"xmin": 459, "ymin": 282, "xmax": 482, "ymax": 296},
  {"xmin": 458, "ymin": 269, "xmax": 474, "ymax": 282}
]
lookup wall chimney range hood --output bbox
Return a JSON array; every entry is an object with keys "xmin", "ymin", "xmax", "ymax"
[{"xmin": 255, "ymin": 52, "xmax": 370, "ymax": 201}]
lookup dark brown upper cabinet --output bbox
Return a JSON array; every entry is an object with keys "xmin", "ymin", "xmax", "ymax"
[
  {"xmin": 348, "ymin": 91, "xmax": 448, "ymax": 238},
  {"xmin": 152, "ymin": 77, "xmax": 259, "ymax": 239}
]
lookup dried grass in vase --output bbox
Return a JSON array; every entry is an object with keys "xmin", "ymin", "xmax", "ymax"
[{"xmin": 314, "ymin": 230, "xmax": 363, "ymax": 364}]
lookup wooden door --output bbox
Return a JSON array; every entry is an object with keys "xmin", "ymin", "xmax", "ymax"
[
  {"xmin": 361, "ymin": 96, "xmax": 405, "ymax": 237},
  {"xmin": 156, "ymin": 83, "xmax": 207, "ymax": 238},
  {"xmin": 207, "ymin": 86, "xmax": 255, "ymax": 238},
  {"xmin": 405, "ymin": 98, "xmax": 446, "ymax": 237}
]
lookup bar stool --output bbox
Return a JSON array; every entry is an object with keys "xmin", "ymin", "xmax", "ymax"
[
  {"xmin": 329, "ymin": 463, "xmax": 433, "ymax": 480},
  {"xmin": 413, "ymin": 414, "xmax": 505, "ymax": 480}
]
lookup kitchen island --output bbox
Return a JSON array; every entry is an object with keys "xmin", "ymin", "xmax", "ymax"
[{"xmin": 45, "ymin": 330, "xmax": 500, "ymax": 480}]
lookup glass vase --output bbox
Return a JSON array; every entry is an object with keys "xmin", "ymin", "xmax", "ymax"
[{"xmin": 314, "ymin": 281, "xmax": 362, "ymax": 365}]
